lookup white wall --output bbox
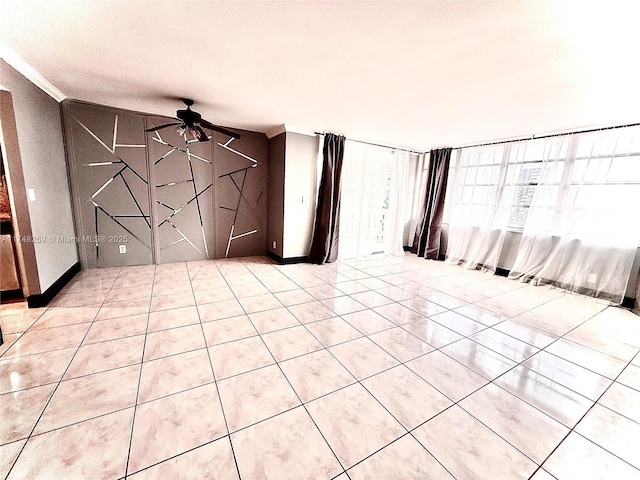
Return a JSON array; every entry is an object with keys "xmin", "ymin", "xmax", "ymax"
[
  {"xmin": 0, "ymin": 60, "xmax": 77, "ymax": 292},
  {"xmin": 282, "ymin": 132, "xmax": 318, "ymax": 258}
]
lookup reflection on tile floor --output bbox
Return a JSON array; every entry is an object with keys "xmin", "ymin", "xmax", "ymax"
[{"xmin": 1, "ymin": 253, "xmax": 639, "ymax": 479}]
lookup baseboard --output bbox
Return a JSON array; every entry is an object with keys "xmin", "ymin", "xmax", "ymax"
[
  {"xmin": 282, "ymin": 256, "xmax": 308, "ymax": 265},
  {"xmin": 27, "ymin": 261, "xmax": 81, "ymax": 308},
  {"xmin": 508, "ymin": 271, "xmax": 635, "ymax": 304},
  {"xmin": 419, "ymin": 255, "xmax": 637, "ymax": 306},
  {"xmin": 0, "ymin": 289, "xmax": 23, "ymax": 301},
  {"xmin": 266, "ymin": 250, "xmax": 308, "ymax": 265},
  {"xmin": 622, "ymin": 296, "xmax": 636, "ymax": 309},
  {"xmin": 495, "ymin": 267, "xmax": 510, "ymax": 278},
  {"xmin": 410, "ymin": 251, "xmax": 446, "ymax": 261},
  {"xmin": 266, "ymin": 250, "xmax": 283, "ymax": 263}
]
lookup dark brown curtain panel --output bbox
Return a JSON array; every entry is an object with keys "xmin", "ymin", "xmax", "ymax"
[
  {"xmin": 412, "ymin": 147, "xmax": 452, "ymax": 259},
  {"xmin": 308, "ymin": 133, "xmax": 346, "ymax": 264}
]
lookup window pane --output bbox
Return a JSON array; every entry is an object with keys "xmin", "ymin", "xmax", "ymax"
[
  {"xmin": 608, "ymin": 156, "xmax": 640, "ymax": 181},
  {"xmin": 444, "ymin": 126, "xmax": 640, "ymax": 241}
]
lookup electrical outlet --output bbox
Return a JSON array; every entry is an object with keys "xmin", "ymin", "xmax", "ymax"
[
  {"xmin": 587, "ymin": 273, "xmax": 597, "ymax": 283},
  {"xmin": 119, "ymin": 245, "xmax": 127, "ymax": 254},
  {"xmin": 272, "ymin": 240, "xmax": 277, "ymax": 249}
]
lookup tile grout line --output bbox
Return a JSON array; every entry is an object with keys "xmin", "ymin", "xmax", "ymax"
[
  {"xmin": 527, "ymin": 349, "xmax": 640, "ymax": 479},
  {"xmin": 114, "ymin": 267, "xmax": 232, "ymax": 477},
  {"xmin": 301, "ymin": 263, "xmax": 585, "ymax": 476},
  {"xmin": 275, "ymin": 283, "xmax": 458, "ymax": 478},
  {"xmin": 247, "ymin": 259, "xmax": 464, "ymax": 477},
  {"xmin": 124, "ymin": 264, "xmax": 640, "ymax": 476},
  {"xmin": 3, "ymin": 255, "xmax": 636, "ymax": 478},
  {"xmin": 405, "ymin": 290, "xmax": 627, "ymax": 408},
  {"xmin": 408, "ymin": 300, "xmax": 606, "ymax": 465},
  {"xmin": 0, "ymin": 278, "xmax": 106, "ymax": 360},
  {"xmin": 0, "ymin": 268, "xmax": 617, "ymax": 396},
  {"xmin": 223, "ymin": 259, "xmax": 353, "ymax": 480},
  {"xmin": 296, "ymin": 284, "xmax": 518, "ymax": 477},
  {"xmin": 187, "ymin": 261, "xmax": 245, "ymax": 480},
  {"xmin": 3, "ymin": 267, "xmax": 123, "ymax": 479},
  {"xmin": 393, "ymin": 295, "xmax": 634, "ymax": 478},
  {"xmin": 117, "ymin": 263, "xmax": 244, "ymax": 479},
  {"xmin": 275, "ymin": 259, "xmax": 633, "ymax": 477},
  {"xmin": 191, "ymin": 263, "xmax": 242, "ymax": 480},
  {"xmin": 122, "ymin": 265, "xmax": 157, "ymax": 479},
  {"xmin": 0, "ymin": 314, "xmax": 42, "ymax": 353}
]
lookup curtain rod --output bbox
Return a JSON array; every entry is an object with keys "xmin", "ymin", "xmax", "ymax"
[
  {"xmin": 452, "ymin": 121, "xmax": 640, "ymax": 150},
  {"xmin": 314, "ymin": 131, "xmax": 425, "ymax": 155}
]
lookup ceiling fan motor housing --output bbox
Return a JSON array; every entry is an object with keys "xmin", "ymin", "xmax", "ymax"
[
  {"xmin": 144, "ymin": 99, "xmax": 241, "ymax": 142},
  {"xmin": 177, "ymin": 107, "xmax": 201, "ymax": 126}
]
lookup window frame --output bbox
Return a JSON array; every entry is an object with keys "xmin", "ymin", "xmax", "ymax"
[{"xmin": 443, "ymin": 128, "xmax": 640, "ymax": 237}]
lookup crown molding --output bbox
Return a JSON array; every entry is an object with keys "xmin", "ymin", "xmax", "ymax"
[
  {"xmin": 284, "ymin": 124, "xmax": 317, "ymax": 137},
  {"xmin": 265, "ymin": 124, "xmax": 318, "ymax": 139},
  {"xmin": 265, "ymin": 124, "xmax": 286, "ymax": 139},
  {"xmin": 0, "ymin": 44, "xmax": 66, "ymax": 102}
]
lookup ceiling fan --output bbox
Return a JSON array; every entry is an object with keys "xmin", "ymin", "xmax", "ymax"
[{"xmin": 145, "ymin": 98, "xmax": 240, "ymax": 142}]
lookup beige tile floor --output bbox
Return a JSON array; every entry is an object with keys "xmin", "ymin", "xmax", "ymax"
[{"xmin": 1, "ymin": 254, "xmax": 640, "ymax": 479}]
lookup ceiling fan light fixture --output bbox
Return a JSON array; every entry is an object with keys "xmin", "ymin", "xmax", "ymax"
[{"xmin": 145, "ymin": 99, "xmax": 240, "ymax": 142}]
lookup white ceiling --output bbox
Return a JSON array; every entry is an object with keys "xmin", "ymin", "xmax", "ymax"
[{"xmin": 1, "ymin": 1, "xmax": 639, "ymax": 150}]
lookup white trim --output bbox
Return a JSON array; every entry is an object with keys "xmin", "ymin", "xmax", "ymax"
[
  {"xmin": 0, "ymin": 43, "xmax": 66, "ymax": 102},
  {"xmin": 284, "ymin": 124, "xmax": 316, "ymax": 137},
  {"xmin": 265, "ymin": 124, "xmax": 286, "ymax": 138},
  {"xmin": 265, "ymin": 124, "xmax": 317, "ymax": 139}
]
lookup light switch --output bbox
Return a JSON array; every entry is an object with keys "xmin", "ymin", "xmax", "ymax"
[{"xmin": 28, "ymin": 188, "xmax": 36, "ymax": 202}]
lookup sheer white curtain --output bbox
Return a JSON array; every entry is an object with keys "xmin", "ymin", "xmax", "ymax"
[
  {"xmin": 635, "ymin": 275, "xmax": 640, "ymax": 315},
  {"xmin": 445, "ymin": 146, "xmax": 510, "ymax": 272},
  {"xmin": 385, "ymin": 149, "xmax": 412, "ymax": 256},
  {"xmin": 338, "ymin": 142, "xmax": 413, "ymax": 259},
  {"xmin": 338, "ymin": 142, "xmax": 392, "ymax": 259},
  {"xmin": 509, "ymin": 128, "xmax": 640, "ymax": 304}
]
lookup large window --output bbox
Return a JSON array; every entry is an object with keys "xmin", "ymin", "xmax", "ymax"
[
  {"xmin": 443, "ymin": 127, "xmax": 640, "ymax": 235},
  {"xmin": 442, "ymin": 145, "xmax": 507, "ymax": 228},
  {"xmin": 443, "ymin": 124, "xmax": 640, "ymax": 302},
  {"xmin": 337, "ymin": 140, "xmax": 420, "ymax": 259},
  {"xmin": 504, "ymin": 138, "xmax": 569, "ymax": 230},
  {"xmin": 339, "ymin": 142, "xmax": 393, "ymax": 258},
  {"xmin": 566, "ymin": 128, "xmax": 640, "ymax": 242}
]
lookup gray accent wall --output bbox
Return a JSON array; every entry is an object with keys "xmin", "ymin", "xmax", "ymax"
[
  {"xmin": 213, "ymin": 130, "xmax": 267, "ymax": 259},
  {"xmin": 148, "ymin": 118, "xmax": 210, "ymax": 265},
  {"xmin": 0, "ymin": 60, "xmax": 78, "ymax": 293},
  {"xmin": 63, "ymin": 101, "xmax": 152, "ymax": 268},
  {"xmin": 62, "ymin": 99, "xmax": 268, "ymax": 268},
  {"xmin": 267, "ymin": 132, "xmax": 285, "ymax": 258}
]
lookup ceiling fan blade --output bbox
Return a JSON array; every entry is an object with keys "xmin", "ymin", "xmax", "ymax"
[
  {"xmin": 192, "ymin": 125, "xmax": 210, "ymax": 142},
  {"xmin": 198, "ymin": 119, "xmax": 241, "ymax": 139},
  {"xmin": 145, "ymin": 122, "xmax": 182, "ymax": 132}
]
